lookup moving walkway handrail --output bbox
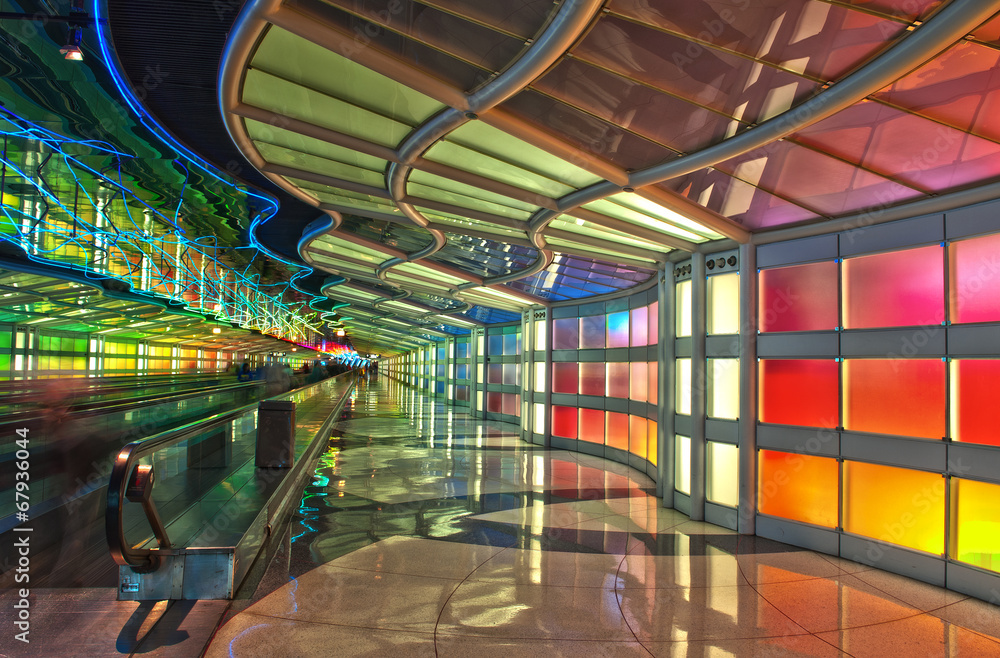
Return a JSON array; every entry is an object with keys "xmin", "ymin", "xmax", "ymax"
[{"xmin": 0, "ymin": 372, "xmax": 228, "ymax": 408}]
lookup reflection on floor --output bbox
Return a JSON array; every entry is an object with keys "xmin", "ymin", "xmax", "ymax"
[{"xmin": 207, "ymin": 379, "xmax": 1000, "ymax": 657}]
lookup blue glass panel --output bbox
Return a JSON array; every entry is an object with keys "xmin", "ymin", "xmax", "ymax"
[
  {"xmin": 487, "ymin": 334, "xmax": 503, "ymax": 355},
  {"xmin": 461, "ymin": 306, "xmax": 521, "ymax": 324},
  {"xmin": 457, "ymin": 364, "xmax": 469, "ymax": 379},
  {"xmin": 503, "ymin": 334, "xmax": 518, "ymax": 355},
  {"xmin": 456, "ymin": 341, "xmax": 470, "ymax": 358}
]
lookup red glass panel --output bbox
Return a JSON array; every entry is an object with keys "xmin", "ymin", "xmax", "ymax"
[
  {"xmin": 607, "ymin": 362, "xmax": 630, "ymax": 398},
  {"xmin": 552, "ymin": 317, "xmax": 579, "ymax": 350},
  {"xmin": 552, "ymin": 405, "xmax": 578, "ymax": 439},
  {"xmin": 844, "ymin": 359, "xmax": 946, "ymax": 439},
  {"xmin": 843, "ymin": 245, "xmax": 944, "ymax": 329},
  {"xmin": 606, "ymin": 412, "xmax": 629, "ymax": 451},
  {"xmin": 631, "ymin": 307, "xmax": 648, "ymax": 346},
  {"xmin": 950, "ymin": 233, "xmax": 1000, "ymax": 324},
  {"xmin": 758, "ymin": 451, "xmax": 838, "ymax": 528},
  {"xmin": 759, "ymin": 261, "xmax": 838, "ymax": 332},
  {"xmin": 487, "ymin": 392, "xmax": 502, "ymax": 413},
  {"xmin": 579, "ymin": 408, "xmax": 605, "ymax": 445},
  {"xmin": 502, "ymin": 393, "xmax": 519, "ymax": 416},
  {"xmin": 952, "ymin": 360, "xmax": 1000, "ymax": 447},
  {"xmin": 552, "ymin": 362, "xmax": 579, "ymax": 395},
  {"xmin": 579, "ymin": 362, "xmax": 605, "ymax": 396},
  {"xmin": 629, "ymin": 415, "xmax": 648, "ymax": 459},
  {"xmin": 630, "ymin": 362, "xmax": 648, "ymax": 403},
  {"xmin": 580, "ymin": 315, "xmax": 605, "ymax": 349},
  {"xmin": 647, "ymin": 361, "xmax": 658, "ymax": 403},
  {"xmin": 760, "ymin": 360, "xmax": 839, "ymax": 428}
]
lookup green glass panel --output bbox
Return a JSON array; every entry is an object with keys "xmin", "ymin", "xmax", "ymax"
[
  {"xmin": 447, "ymin": 122, "xmax": 601, "ymax": 189},
  {"xmin": 313, "ymin": 235, "xmax": 393, "ymax": 263},
  {"xmin": 546, "ymin": 238, "xmax": 657, "ymax": 264},
  {"xmin": 242, "ymin": 69, "xmax": 409, "ymax": 147},
  {"xmin": 549, "ymin": 218, "xmax": 667, "ymax": 251},
  {"xmin": 246, "ymin": 118, "xmax": 387, "ymax": 172},
  {"xmin": 406, "ymin": 183, "xmax": 532, "ymax": 220},
  {"xmin": 0, "ymin": 355, "xmax": 9, "ymax": 370},
  {"xmin": 419, "ymin": 210, "xmax": 526, "ymax": 238},
  {"xmin": 256, "ymin": 141, "xmax": 385, "ymax": 188},
  {"xmin": 251, "ymin": 26, "xmax": 444, "ymax": 126},
  {"xmin": 395, "ymin": 263, "xmax": 468, "ymax": 286},
  {"xmin": 39, "ymin": 335, "xmax": 50, "ymax": 350},
  {"xmin": 582, "ymin": 198, "xmax": 710, "ymax": 242},
  {"xmin": 408, "ymin": 170, "xmax": 537, "ymax": 212},
  {"xmin": 0, "ymin": 332, "xmax": 12, "ymax": 349},
  {"xmin": 424, "ymin": 141, "xmax": 576, "ymax": 198},
  {"xmin": 605, "ymin": 192, "xmax": 722, "ymax": 239}
]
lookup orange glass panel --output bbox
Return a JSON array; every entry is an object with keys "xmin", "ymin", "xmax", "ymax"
[
  {"xmin": 758, "ymin": 450, "xmax": 838, "ymax": 528},
  {"xmin": 843, "ymin": 245, "xmax": 944, "ymax": 329},
  {"xmin": 844, "ymin": 359, "xmax": 945, "ymax": 439},
  {"xmin": 648, "ymin": 361, "xmax": 658, "ymax": 403},
  {"xmin": 760, "ymin": 359, "xmax": 839, "ymax": 427},
  {"xmin": 950, "ymin": 233, "xmax": 1000, "ymax": 324},
  {"xmin": 952, "ymin": 478, "xmax": 1000, "ymax": 573},
  {"xmin": 579, "ymin": 408, "xmax": 605, "ymax": 444},
  {"xmin": 647, "ymin": 420, "xmax": 658, "ymax": 466},
  {"xmin": 951, "ymin": 359, "xmax": 1000, "ymax": 446},
  {"xmin": 606, "ymin": 412, "xmax": 629, "ymax": 451},
  {"xmin": 843, "ymin": 461, "xmax": 944, "ymax": 554},
  {"xmin": 630, "ymin": 362, "xmax": 648, "ymax": 403},
  {"xmin": 629, "ymin": 415, "xmax": 647, "ymax": 459},
  {"xmin": 759, "ymin": 261, "xmax": 838, "ymax": 332}
]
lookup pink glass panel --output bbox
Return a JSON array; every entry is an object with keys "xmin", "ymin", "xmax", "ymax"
[
  {"xmin": 953, "ymin": 360, "xmax": 1000, "ymax": 447},
  {"xmin": 552, "ymin": 362, "xmax": 579, "ymax": 395},
  {"xmin": 844, "ymin": 359, "xmax": 946, "ymax": 439},
  {"xmin": 760, "ymin": 360, "xmax": 839, "ymax": 428},
  {"xmin": 487, "ymin": 364, "xmax": 503, "ymax": 384},
  {"xmin": 660, "ymin": 174, "xmax": 818, "ymax": 230},
  {"xmin": 607, "ymin": 311, "xmax": 630, "ymax": 348},
  {"xmin": 553, "ymin": 318, "xmax": 579, "ymax": 350},
  {"xmin": 843, "ymin": 245, "xmax": 944, "ymax": 328},
  {"xmin": 579, "ymin": 408, "xmax": 605, "ymax": 445},
  {"xmin": 579, "ymin": 362, "xmax": 605, "ymax": 396},
  {"xmin": 580, "ymin": 315, "xmax": 605, "ymax": 349},
  {"xmin": 648, "ymin": 361, "xmax": 658, "ymax": 402},
  {"xmin": 630, "ymin": 362, "xmax": 648, "ymax": 403},
  {"xmin": 759, "ymin": 261, "xmax": 839, "ymax": 332},
  {"xmin": 606, "ymin": 412, "xmax": 629, "ymax": 451},
  {"xmin": 487, "ymin": 392, "xmax": 502, "ymax": 413},
  {"xmin": 648, "ymin": 301, "xmax": 658, "ymax": 342},
  {"xmin": 502, "ymin": 393, "xmax": 519, "ymax": 416},
  {"xmin": 607, "ymin": 362, "xmax": 630, "ymax": 398},
  {"xmin": 552, "ymin": 405, "xmax": 578, "ymax": 439},
  {"xmin": 950, "ymin": 233, "xmax": 1000, "ymax": 324},
  {"xmin": 629, "ymin": 415, "xmax": 648, "ymax": 460},
  {"xmin": 631, "ymin": 307, "xmax": 648, "ymax": 346}
]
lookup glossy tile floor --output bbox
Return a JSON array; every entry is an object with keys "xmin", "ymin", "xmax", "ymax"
[{"xmin": 207, "ymin": 379, "xmax": 1000, "ymax": 657}]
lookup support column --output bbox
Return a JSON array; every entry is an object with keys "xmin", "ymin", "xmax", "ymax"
[
  {"xmin": 690, "ymin": 253, "xmax": 707, "ymax": 521},
  {"xmin": 658, "ymin": 264, "xmax": 675, "ymax": 505},
  {"xmin": 738, "ymin": 243, "xmax": 758, "ymax": 534}
]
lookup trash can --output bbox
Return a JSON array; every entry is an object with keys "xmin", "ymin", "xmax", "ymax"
[{"xmin": 256, "ymin": 400, "xmax": 296, "ymax": 468}]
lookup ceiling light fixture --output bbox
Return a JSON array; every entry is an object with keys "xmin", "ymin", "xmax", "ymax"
[{"xmin": 59, "ymin": 25, "xmax": 84, "ymax": 60}]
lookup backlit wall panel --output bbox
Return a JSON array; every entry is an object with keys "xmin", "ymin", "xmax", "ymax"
[
  {"xmin": 949, "ymin": 233, "xmax": 1000, "ymax": 324},
  {"xmin": 758, "ymin": 451, "xmax": 838, "ymax": 528},
  {"xmin": 952, "ymin": 478, "xmax": 1000, "ymax": 573},
  {"xmin": 552, "ymin": 405, "xmax": 578, "ymax": 439},
  {"xmin": 950, "ymin": 359, "xmax": 1000, "ymax": 446},
  {"xmin": 552, "ymin": 362, "xmax": 579, "ymax": 394},
  {"xmin": 707, "ymin": 441, "xmax": 738, "ymax": 507},
  {"xmin": 708, "ymin": 358, "xmax": 739, "ymax": 420},
  {"xmin": 580, "ymin": 362, "xmax": 605, "ymax": 396},
  {"xmin": 579, "ymin": 408, "xmax": 605, "ymax": 444},
  {"xmin": 676, "ymin": 280, "xmax": 692, "ymax": 337},
  {"xmin": 606, "ymin": 412, "xmax": 629, "ymax": 451},
  {"xmin": 675, "ymin": 435, "xmax": 692, "ymax": 495},
  {"xmin": 676, "ymin": 358, "xmax": 691, "ymax": 415},
  {"xmin": 844, "ymin": 359, "xmax": 946, "ymax": 439},
  {"xmin": 607, "ymin": 311, "xmax": 630, "ymax": 348},
  {"xmin": 759, "ymin": 261, "xmax": 838, "ymax": 332},
  {"xmin": 843, "ymin": 245, "xmax": 944, "ymax": 329},
  {"xmin": 631, "ymin": 306, "xmax": 648, "ymax": 346},
  {"xmin": 580, "ymin": 315, "xmax": 605, "ymax": 349},
  {"xmin": 760, "ymin": 359, "xmax": 839, "ymax": 427},
  {"xmin": 607, "ymin": 362, "xmax": 630, "ymax": 398},
  {"xmin": 553, "ymin": 318, "xmax": 579, "ymax": 350},
  {"xmin": 707, "ymin": 272, "xmax": 740, "ymax": 335},
  {"xmin": 630, "ymin": 362, "xmax": 648, "ymax": 403},
  {"xmin": 630, "ymin": 416, "xmax": 648, "ymax": 460}
]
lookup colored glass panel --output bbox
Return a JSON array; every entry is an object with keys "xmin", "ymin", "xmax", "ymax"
[
  {"xmin": 534, "ymin": 404, "xmax": 545, "ymax": 434},
  {"xmin": 676, "ymin": 280, "xmax": 692, "ymax": 337},
  {"xmin": 648, "ymin": 301, "xmax": 659, "ymax": 343},
  {"xmin": 456, "ymin": 341, "xmax": 470, "ymax": 358},
  {"xmin": 759, "ymin": 261, "xmax": 839, "ymax": 332},
  {"xmin": 951, "ymin": 359, "xmax": 1000, "ymax": 446},
  {"xmin": 631, "ymin": 307, "xmax": 648, "ymax": 346},
  {"xmin": 844, "ymin": 359, "xmax": 946, "ymax": 439},
  {"xmin": 630, "ymin": 362, "xmax": 648, "ymax": 403},
  {"xmin": 487, "ymin": 335, "xmax": 503, "ymax": 355},
  {"xmin": 647, "ymin": 421, "xmax": 658, "ymax": 467},
  {"xmin": 487, "ymin": 364, "xmax": 503, "ymax": 384},
  {"xmin": 580, "ymin": 315, "xmax": 605, "ymax": 349},
  {"xmin": 675, "ymin": 435, "xmax": 691, "ymax": 495},
  {"xmin": 606, "ymin": 412, "xmax": 629, "ymax": 451},
  {"xmin": 630, "ymin": 415, "xmax": 648, "ymax": 460},
  {"xmin": 502, "ymin": 393, "xmax": 519, "ymax": 416},
  {"xmin": 552, "ymin": 405, "xmax": 578, "ymax": 439},
  {"xmin": 552, "ymin": 362, "xmax": 579, "ymax": 394},
  {"xmin": 843, "ymin": 461, "xmax": 944, "ymax": 555},
  {"xmin": 456, "ymin": 385, "xmax": 469, "ymax": 402},
  {"xmin": 607, "ymin": 311, "xmax": 630, "ymax": 348},
  {"xmin": 648, "ymin": 361, "xmax": 658, "ymax": 403},
  {"xmin": 579, "ymin": 362, "xmax": 605, "ymax": 396},
  {"xmin": 950, "ymin": 233, "xmax": 1000, "ymax": 324},
  {"xmin": 843, "ymin": 246, "xmax": 944, "ymax": 329},
  {"xmin": 676, "ymin": 359, "xmax": 691, "ymax": 415},
  {"xmin": 533, "ymin": 319, "xmax": 546, "ymax": 352},
  {"xmin": 502, "ymin": 363, "xmax": 519, "ymax": 386},
  {"xmin": 553, "ymin": 318, "xmax": 579, "ymax": 350},
  {"xmin": 457, "ymin": 364, "xmax": 468, "ymax": 379},
  {"xmin": 707, "ymin": 442, "xmax": 738, "ymax": 507},
  {"xmin": 760, "ymin": 359, "xmax": 839, "ymax": 428},
  {"xmin": 487, "ymin": 392, "xmax": 502, "ymax": 413},
  {"xmin": 534, "ymin": 362, "xmax": 546, "ymax": 393},
  {"xmin": 579, "ymin": 408, "xmax": 605, "ymax": 444},
  {"xmin": 707, "ymin": 273, "xmax": 740, "ymax": 335},
  {"xmin": 708, "ymin": 358, "xmax": 739, "ymax": 420},
  {"xmin": 607, "ymin": 362, "xmax": 630, "ymax": 398},
  {"xmin": 758, "ymin": 451, "xmax": 838, "ymax": 528},
  {"xmin": 952, "ymin": 478, "xmax": 1000, "ymax": 574}
]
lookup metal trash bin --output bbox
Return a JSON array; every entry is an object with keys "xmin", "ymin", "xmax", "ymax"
[{"xmin": 256, "ymin": 400, "xmax": 296, "ymax": 467}]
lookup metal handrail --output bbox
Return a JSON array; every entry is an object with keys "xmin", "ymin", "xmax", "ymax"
[{"xmin": 0, "ymin": 372, "xmax": 228, "ymax": 407}]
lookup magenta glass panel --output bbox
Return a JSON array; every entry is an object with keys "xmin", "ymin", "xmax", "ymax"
[
  {"xmin": 630, "ymin": 362, "xmax": 648, "ymax": 403},
  {"xmin": 630, "ymin": 307, "xmax": 648, "ymax": 346},
  {"xmin": 553, "ymin": 318, "xmax": 579, "ymax": 350},
  {"xmin": 580, "ymin": 315, "xmax": 605, "ymax": 349},
  {"xmin": 843, "ymin": 245, "xmax": 944, "ymax": 329},
  {"xmin": 579, "ymin": 362, "xmax": 605, "ymax": 396},
  {"xmin": 607, "ymin": 362, "xmax": 630, "ymax": 398},
  {"xmin": 502, "ymin": 363, "xmax": 519, "ymax": 386},
  {"xmin": 607, "ymin": 311, "xmax": 630, "ymax": 348},
  {"xmin": 759, "ymin": 261, "xmax": 838, "ymax": 332},
  {"xmin": 953, "ymin": 360, "xmax": 1000, "ymax": 446},
  {"xmin": 648, "ymin": 301, "xmax": 658, "ymax": 343},
  {"xmin": 552, "ymin": 362, "xmax": 579, "ymax": 395},
  {"xmin": 579, "ymin": 408, "xmax": 605, "ymax": 445},
  {"xmin": 606, "ymin": 412, "xmax": 628, "ymax": 451},
  {"xmin": 487, "ymin": 392, "xmax": 502, "ymax": 413},
  {"xmin": 659, "ymin": 174, "xmax": 819, "ymax": 230},
  {"xmin": 950, "ymin": 234, "xmax": 1000, "ymax": 324},
  {"xmin": 844, "ymin": 359, "xmax": 946, "ymax": 439},
  {"xmin": 487, "ymin": 364, "xmax": 503, "ymax": 384},
  {"xmin": 502, "ymin": 393, "xmax": 519, "ymax": 416},
  {"xmin": 552, "ymin": 405, "xmax": 578, "ymax": 439}
]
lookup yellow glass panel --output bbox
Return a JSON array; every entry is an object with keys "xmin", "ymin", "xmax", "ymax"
[
  {"xmin": 709, "ymin": 358, "xmax": 739, "ymax": 420},
  {"xmin": 534, "ymin": 319, "xmax": 546, "ymax": 352},
  {"xmin": 676, "ymin": 280, "xmax": 692, "ymax": 337},
  {"xmin": 676, "ymin": 359, "xmax": 691, "ymax": 415},
  {"xmin": 707, "ymin": 272, "xmax": 740, "ymax": 335},
  {"xmin": 675, "ymin": 435, "xmax": 691, "ymax": 495},
  {"xmin": 952, "ymin": 478, "xmax": 1000, "ymax": 573},
  {"xmin": 707, "ymin": 442, "xmax": 739, "ymax": 507},
  {"xmin": 647, "ymin": 421, "xmax": 658, "ymax": 467},
  {"xmin": 843, "ymin": 461, "xmax": 944, "ymax": 554}
]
